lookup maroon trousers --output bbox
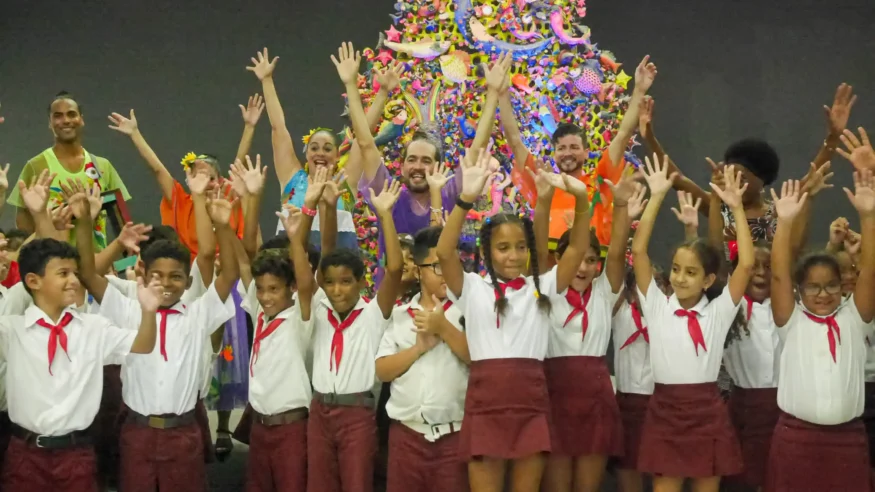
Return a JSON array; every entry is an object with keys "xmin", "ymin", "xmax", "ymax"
[
  {"xmin": 119, "ymin": 420, "xmax": 205, "ymax": 492},
  {"xmin": 307, "ymin": 398, "xmax": 377, "ymax": 492},
  {"xmin": 246, "ymin": 419, "xmax": 308, "ymax": 492},
  {"xmin": 545, "ymin": 356, "xmax": 623, "ymax": 457},
  {"xmin": 766, "ymin": 412, "xmax": 872, "ymax": 492},
  {"xmin": 94, "ymin": 365, "xmax": 123, "ymax": 486},
  {"xmin": 385, "ymin": 422, "xmax": 468, "ymax": 492},
  {"xmin": 1, "ymin": 436, "xmax": 97, "ymax": 492}
]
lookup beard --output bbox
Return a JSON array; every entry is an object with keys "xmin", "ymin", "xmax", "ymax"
[
  {"xmin": 405, "ymin": 171, "xmax": 429, "ymax": 193},
  {"xmin": 556, "ymin": 157, "xmax": 582, "ymax": 173}
]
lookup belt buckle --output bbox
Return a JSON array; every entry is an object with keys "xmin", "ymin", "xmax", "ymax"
[
  {"xmin": 35, "ymin": 435, "xmax": 48, "ymax": 448},
  {"xmin": 323, "ymin": 393, "xmax": 337, "ymax": 405},
  {"xmin": 148, "ymin": 416, "xmax": 165, "ymax": 429},
  {"xmin": 430, "ymin": 424, "xmax": 443, "ymax": 440}
]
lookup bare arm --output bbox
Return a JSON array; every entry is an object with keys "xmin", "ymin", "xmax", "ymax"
[
  {"xmin": 533, "ymin": 191, "xmax": 553, "ymax": 272},
  {"xmin": 372, "ymin": 182, "xmax": 403, "ymax": 319},
  {"xmin": 608, "ymin": 56, "xmax": 657, "ymax": 167},
  {"xmin": 15, "ymin": 207, "xmax": 34, "ymax": 233},
  {"xmin": 498, "ymin": 92, "xmax": 531, "ymax": 171},
  {"xmin": 75, "ymin": 206, "xmax": 109, "ymax": 303},
  {"xmin": 129, "ymin": 307, "xmax": 158, "ymax": 354},
  {"xmin": 375, "ymin": 344, "xmax": 427, "ymax": 382},
  {"xmin": 191, "ymin": 180, "xmax": 216, "ymax": 289},
  {"xmin": 769, "ymin": 181, "xmax": 808, "ymax": 327},
  {"xmin": 212, "ymin": 222, "xmax": 240, "ymax": 302},
  {"xmin": 235, "ymin": 94, "xmax": 264, "ymax": 163},
  {"xmin": 605, "ymin": 172, "xmax": 640, "ymax": 292},
  {"xmin": 437, "ymin": 316, "xmax": 470, "ymax": 364},
  {"xmin": 346, "ymin": 64, "xmax": 399, "ymax": 188},
  {"xmin": 848, "ymin": 171, "xmax": 875, "ymax": 322},
  {"xmin": 554, "ymin": 177, "xmax": 592, "ymax": 293},
  {"xmin": 108, "ymin": 111, "xmax": 175, "ymax": 204}
]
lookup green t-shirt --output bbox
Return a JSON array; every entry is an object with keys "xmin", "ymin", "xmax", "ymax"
[{"xmin": 7, "ymin": 148, "xmax": 132, "ymax": 250}]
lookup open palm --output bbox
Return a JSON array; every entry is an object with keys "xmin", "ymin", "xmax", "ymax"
[
  {"xmin": 108, "ymin": 110, "xmax": 138, "ymax": 136},
  {"xmin": 770, "ymin": 180, "xmax": 808, "ymax": 219},
  {"xmin": 331, "ymin": 42, "xmax": 361, "ymax": 85},
  {"xmin": 844, "ymin": 170, "xmax": 875, "ymax": 215},
  {"xmin": 246, "ymin": 48, "xmax": 278, "ymax": 81}
]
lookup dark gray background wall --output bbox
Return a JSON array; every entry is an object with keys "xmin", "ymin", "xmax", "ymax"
[{"xmin": 1, "ymin": 0, "xmax": 873, "ymax": 257}]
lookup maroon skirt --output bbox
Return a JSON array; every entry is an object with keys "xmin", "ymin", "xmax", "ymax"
[
  {"xmin": 544, "ymin": 356, "xmax": 623, "ymax": 457},
  {"xmin": 459, "ymin": 358, "xmax": 551, "ymax": 460},
  {"xmin": 766, "ymin": 412, "xmax": 872, "ymax": 492},
  {"xmin": 727, "ymin": 386, "xmax": 779, "ymax": 487},
  {"xmin": 638, "ymin": 382, "xmax": 742, "ymax": 478},
  {"xmin": 862, "ymin": 382, "xmax": 875, "ymax": 467},
  {"xmin": 615, "ymin": 392, "xmax": 651, "ymax": 469}
]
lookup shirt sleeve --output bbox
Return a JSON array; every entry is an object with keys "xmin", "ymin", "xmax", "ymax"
[
  {"xmin": 97, "ymin": 283, "xmax": 143, "ymax": 329},
  {"xmin": 105, "ymin": 275, "xmax": 138, "ymax": 300},
  {"xmin": 0, "ymin": 283, "xmax": 32, "ymax": 316},
  {"xmin": 637, "ymin": 275, "xmax": 668, "ymax": 323},
  {"xmin": 595, "ymin": 273, "xmax": 622, "ymax": 307},
  {"xmin": 187, "ymin": 283, "xmax": 237, "ymax": 335},
  {"xmin": 180, "ymin": 260, "xmax": 209, "ymax": 304},
  {"xmin": 539, "ymin": 266, "xmax": 560, "ymax": 298},
  {"xmin": 94, "ymin": 315, "xmax": 138, "ymax": 363},
  {"xmin": 707, "ymin": 284, "xmax": 743, "ymax": 327},
  {"xmin": 842, "ymin": 296, "xmax": 875, "ymax": 342},
  {"xmin": 99, "ymin": 158, "xmax": 132, "ymax": 201},
  {"xmin": 376, "ymin": 318, "xmax": 402, "ymax": 359},
  {"xmin": 445, "ymin": 271, "xmax": 486, "ymax": 313},
  {"xmin": 239, "ymin": 280, "xmax": 258, "ymax": 318}
]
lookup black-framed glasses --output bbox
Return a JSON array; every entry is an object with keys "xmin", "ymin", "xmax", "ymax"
[
  {"xmin": 800, "ymin": 283, "xmax": 842, "ymax": 297},
  {"xmin": 418, "ymin": 262, "xmax": 442, "ymax": 275}
]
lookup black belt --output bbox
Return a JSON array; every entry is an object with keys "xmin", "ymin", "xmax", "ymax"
[
  {"xmin": 313, "ymin": 391, "xmax": 375, "ymax": 408},
  {"xmin": 127, "ymin": 409, "xmax": 197, "ymax": 429},
  {"xmin": 253, "ymin": 407, "xmax": 309, "ymax": 426},
  {"xmin": 10, "ymin": 423, "xmax": 92, "ymax": 449}
]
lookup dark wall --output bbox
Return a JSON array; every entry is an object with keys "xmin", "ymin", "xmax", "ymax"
[{"xmin": 1, "ymin": 0, "xmax": 873, "ymax": 258}]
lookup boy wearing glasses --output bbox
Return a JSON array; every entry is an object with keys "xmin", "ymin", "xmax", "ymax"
[{"xmin": 375, "ymin": 226, "xmax": 471, "ymax": 492}]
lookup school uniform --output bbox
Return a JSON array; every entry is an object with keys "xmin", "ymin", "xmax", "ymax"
[
  {"xmin": 446, "ymin": 271, "xmax": 552, "ymax": 460},
  {"xmin": 635, "ymin": 278, "xmax": 743, "ymax": 478},
  {"xmin": 544, "ymin": 270, "xmax": 623, "ymax": 458},
  {"xmin": 0, "ymin": 304, "xmax": 137, "ymax": 492},
  {"xmin": 765, "ymin": 299, "xmax": 875, "ymax": 492},
  {"xmin": 611, "ymin": 300, "xmax": 654, "ymax": 470},
  {"xmin": 98, "ymin": 282, "xmax": 235, "ymax": 492},
  {"xmin": 863, "ymin": 309, "xmax": 875, "ymax": 468},
  {"xmin": 307, "ymin": 292, "xmax": 389, "ymax": 492},
  {"xmin": 723, "ymin": 297, "xmax": 781, "ymax": 487},
  {"xmin": 377, "ymin": 295, "xmax": 469, "ymax": 492},
  {"xmin": 0, "ymin": 283, "xmax": 29, "ymax": 469},
  {"xmin": 238, "ymin": 280, "xmax": 312, "ymax": 492}
]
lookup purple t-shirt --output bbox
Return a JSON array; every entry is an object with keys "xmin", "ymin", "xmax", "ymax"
[{"xmin": 359, "ymin": 162, "xmax": 462, "ymax": 284}]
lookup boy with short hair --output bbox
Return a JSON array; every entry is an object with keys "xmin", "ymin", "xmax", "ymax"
[
  {"xmin": 290, "ymin": 169, "xmax": 403, "ymax": 492},
  {"xmin": 0, "ymin": 237, "xmax": 160, "ymax": 491},
  {"xmin": 375, "ymin": 226, "xmax": 471, "ymax": 492},
  {"xmin": 74, "ymin": 181, "xmax": 239, "ymax": 492}
]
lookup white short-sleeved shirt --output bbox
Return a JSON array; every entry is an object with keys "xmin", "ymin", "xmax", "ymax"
[
  {"xmin": 309, "ymin": 294, "xmax": 390, "ymax": 395},
  {"xmin": 612, "ymin": 300, "xmax": 654, "ymax": 395},
  {"xmin": 778, "ymin": 300, "xmax": 875, "ymax": 425},
  {"xmin": 377, "ymin": 295, "xmax": 468, "ymax": 431},
  {"xmin": 240, "ymin": 281, "xmax": 312, "ymax": 415},
  {"xmin": 723, "ymin": 298, "xmax": 781, "ymax": 389},
  {"xmin": 0, "ymin": 284, "xmax": 19, "ymax": 413},
  {"xmin": 447, "ymin": 271, "xmax": 551, "ymax": 361},
  {"xmin": 0, "ymin": 305, "xmax": 136, "ymax": 435},
  {"xmin": 546, "ymin": 270, "xmax": 621, "ymax": 358},
  {"xmin": 637, "ymin": 278, "xmax": 741, "ymax": 384},
  {"xmin": 99, "ymin": 283, "xmax": 235, "ymax": 416}
]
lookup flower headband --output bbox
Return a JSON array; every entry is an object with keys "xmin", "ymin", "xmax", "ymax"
[
  {"xmin": 180, "ymin": 152, "xmax": 213, "ymax": 171},
  {"xmin": 302, "ymin": 127, "xmax": 335, "ymax": 146}
]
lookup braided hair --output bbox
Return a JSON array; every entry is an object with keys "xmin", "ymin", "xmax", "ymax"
[{"xmin": 479, "ymin": 213, "xmax": 552, "ymax": 318}]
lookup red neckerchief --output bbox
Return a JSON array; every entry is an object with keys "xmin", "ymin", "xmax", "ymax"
[
  {"xmin": 564, "ymin": 287, "xmax": 592, "ymax": 340},
  {"xmin": 407, "ymin": 300, "xmax": 453, "ymax": 319},
  {"xmin": 674, "ymin": 308, "xmax": 707, "ymax": 355},
  {"xmin": 36, "ymin": 312, "xmax": 74, "ymax": 375},
  {"xmin": 494, "ymin": 278, "xmax": 526, "ymax": 328},
  {"xmin": 250, "ymin": 312, "xmax": 286, "ymax": 376},
  {"xmin": 620, "ymin": 302, "xmax": 649, "ymax": 349},
  {"xmin": 327, "ymin": 307, "xmax": 365, "ymax": 372},
  {"xmin": 804, "ymin": 312, "xmax": 841, "ymax": 363},
  {"xmin": 157, "ymin": 307, "xmax": 182, "ymax": 361}
]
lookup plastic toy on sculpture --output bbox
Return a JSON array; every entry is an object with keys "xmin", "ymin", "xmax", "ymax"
[{"xmin": 340, "ymin": 0, "xmax": 640, "ymax": 290}]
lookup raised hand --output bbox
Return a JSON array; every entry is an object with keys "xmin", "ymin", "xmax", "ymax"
[
  {"xmin": 425, "ymin": 162, "xmax": 453, "ymax": 191},
  {"xmin": 86, "ymin": 182, "xmax": 102, "ymax": 220},
  {"xmin": 19, "ymin": 169, "xmax": 56, "ymax": 214},
  {"xmin": 0, "ymin": 163, "xmax": 9, "ymax": 192},
  {"xmin": 604, "ymin": 163, "xmax": 641, "ymax": 206},
  {"xmin": 838, "ymin": 128, "xmax": 875, "ymax": 172},
  {"xmin": 58, "ymin": 178, "xmax": 91, "ymax": 219},
  {"xmin": 374, "ymin": 62, "xmax": 405, "ymax": 93},
  {"xmin": 485, "ymin": 52, "xmax": 513, "ymax": 92},
  {"xmin": 206, "ymin": 187, "xmax": 237, "ymax": 225},
  {"xmin": 526, "ymin": 160, "xmax": 557, "ymax": 200},
  {"xmin": 107, "ymin": 110, "xmax": 138, "ymax": 136},
  {"xmin": 331, "ymin": 42, "xmax": 362, "ymax": 86},
  {"xmin": 829, "ymin": 217, "xmax": 849, "ymax": 247},
  {"xmin": 186, "ymin": 168, "xmax": 211, "ymax": 196},
  {"xmin": 770, "ymin": 180, "xmax": 808, "ymax": 220},
  {"xmin": 369, "ymin": 179, "xmax": 402, "ymax": 215},
  {"xmin": 239, "ymin": 94, "xmax": 265, "ymax": 127},
  {"xmin": 706, "ymin": 157, "xmax": 725, "ymax": 187},
  {"xmin": 801, "ymin": 161, "xmax": 835, "ymax": 197},
  {"xmin": 845, "ymin": 230, "xmax": 862, "ymax": 256},
  {"xmin": 137, "ymin": 274, "xmax": 163, "ymax": 313},
  {"xmin": 246, "ymin": 48, "xmax": 278, "ymax": 81},
  {"xmin": 50, "ymin": 205, "xmax": 74, "ymax": 231},
  {"xmin": 670, "ymin": 191, "xmax": 702, "ymax": 228},
  {"xmin": 641, "ymin": 152, "xmax": 677, "ymax": 196},
  {"xmin": 276, "ymin": 205, "xmax": 304, "ymax": 239},
  {"xmin": 843, "ymin": 169, "xmax": 875, "ymax": 216},
  {"xmin": 460, "ymin": 148, "xmax": 496, "ymax": 200},
  {"xmin": 230, "ymin": 155, "xmax": 267, "ymax": 196},
  {"xmin": 634, "ymin": 55, "xmax": 658, "ymax": 93},
  {"xmin": 709, "ymin": 165, "xmax": 749, "ymax": 209},
  {"xmin": 304, "ymin": 167, "xmax": 330, "ymax": 206},
  {"xmin": 824, "ymin": 83, "xmax": 857, "ymax": 137},
  {"xmin": 626, "ymin": 182, "xmax": 648, "ymax": 219},
  {"xmin": 0, "ymin": 101, "xmax": 4, "ymax": 124},
  {"xmin": 118, "ymin": 222, "xmax": 153, "ymax": 254},
  {"xmin": 638, "ymin": 96, "xmax": 654, "ymax": 138},
  {"xmin": 321, "ymin": 169, "xmax": 347, "ymax": 205}
]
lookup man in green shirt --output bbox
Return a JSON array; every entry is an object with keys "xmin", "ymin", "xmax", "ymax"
[{"xmin": 7, "ymin": 92, "xmax": 131, "ymax": 250}]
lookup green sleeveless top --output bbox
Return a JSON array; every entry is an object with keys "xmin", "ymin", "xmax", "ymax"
[{"xmin": 7, "ymin": 148, "xmax": 131, "ymax": 251}]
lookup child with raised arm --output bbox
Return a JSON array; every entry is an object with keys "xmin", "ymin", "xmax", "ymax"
[
  {"xmin": 0, "ymin": 238, "xmax": 160, "ymax": 491},
  {"xmin": 536, "ymin": 162, "xmax": 643, "ymax": 492},
  {"xmin": 631, "ymin": 155, "xmax": 755, "ymax": 492},
  {"xmin": 74, "ymin": 179, "xmax": 239, "ymax": 492},
  {"xmin": 765, "ymin": 172, "xmax": 875, "ymax": 492},
  {"xmin": 289, "ymin": 168, "xmax": 403, "ymax": 492},
  {"xmin": 437, "ymin": 149, "xmax": 591, "ymax": 491},
  {"xmin": 375, "ymin": 226, "xmax": 471, "ymax": 492}
]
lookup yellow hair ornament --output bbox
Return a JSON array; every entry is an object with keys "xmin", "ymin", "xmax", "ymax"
[
  {"xmin": 302, "ymin": 127, "xmax": 334, "ymax": 146},
  {"xmin": 180, "ymin": 152, "xmax": 197, "ymax": 171}
]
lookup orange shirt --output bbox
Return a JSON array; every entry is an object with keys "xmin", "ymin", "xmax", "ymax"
[
  {"xmin": 511, "ymin": 152, "xmax": 624, "ymax": 245},
  {"xmin": 159, "ymin": 181, "xmax": 245, "ymax": 261}
]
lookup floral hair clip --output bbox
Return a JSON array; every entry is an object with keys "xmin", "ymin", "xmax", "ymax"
[
  {"xmin": 180, "ymin": 152, "xmax": 198, "ymax": 171},
  {"xmin": 302, "ymin": 127, "xmax": 334, "ymax": 146}
]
